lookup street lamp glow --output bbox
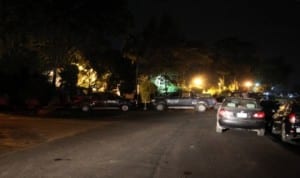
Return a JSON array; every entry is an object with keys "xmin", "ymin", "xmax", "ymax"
[
  {"xmin": 193, "ymin": 78, "xmax": 202, "ymax": 86},
  {"xmin": 244, "ymin": 81, "xmax": 253, "ymax": 88},
  {"xmin": 191, "ymin": 76, "xmax": 204, "ymax": 89}
]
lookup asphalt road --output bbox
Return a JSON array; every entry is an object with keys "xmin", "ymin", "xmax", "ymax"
[{"xmin": 0, "ymin": 109, "xmax": 300, "ymax": 178}]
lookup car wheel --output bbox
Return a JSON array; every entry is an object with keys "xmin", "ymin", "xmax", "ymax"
[
  {"xmin": 257, "ymin": 128, "xmax": 265, "ymax": 136},
  {"xmin": 82, "ymin": 105, "xmax": 90, "ymax": 112},
  {"xmin": 156, "ymin": 103, "xmax": 165, "ymax": 111},
  {"xmin": 216, "ymin": 121, "xmax": 223, "ymax": 133},
  {"xmin": 281, "ymin": 123, "xmax": 288, "ymax": 142},
  {"xmin": 121, "ymin": 105, "xmax": 129, "ymax": 112},
  {"xmin": 196, "ymin": 104, "xmax": 206, "ymax": 112}
]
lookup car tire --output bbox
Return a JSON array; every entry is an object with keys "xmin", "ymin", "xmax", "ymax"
[
  {"xmin": 216, "ymin": 121, "xmax": 223, "ymax": 133},
  {"xmin": 281, "ymin": 123, "xmax": 288, "ymax": 142},
  {"xmin": 156, "ymin": 103, "xmax": 165, "ymax": 111},
  {"xmin": 257, "ymin": 128, "xmax": 265, "ymax": 136},
  {"xmin": 196, "ymin": 104, "xmax": 206, "ymax": 112},
  {"xmin": 121, "ymin": 105, "xmax": 129, "ymax": 112},
  {"xmin": 82, "ymin": 105, "xmax": 90, "ymax": 112}
]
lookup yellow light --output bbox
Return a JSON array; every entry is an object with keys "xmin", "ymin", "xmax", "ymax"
[
  {"xmin": 244, "ymin": 81, "xmax": 253, "ymax": 88},
  {"xmin": 191, "ymin": 76, "xmax": 204, "ymax": 89},
  {"xmin": 78, "ymin": 65, "xmax": 84, "ymax": 71},
  {"xmin": 193, "ymin": 78, "xmax": 202, "ymax": 86}
]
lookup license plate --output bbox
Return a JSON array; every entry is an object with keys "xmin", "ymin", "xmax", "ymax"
[
  {"xmin": 237, "ymin": 112, "xmax": 247, "ymax": 118},
  {"xmin": 296, "ymin": 128, "xmax": 300, "ymax": 133}
]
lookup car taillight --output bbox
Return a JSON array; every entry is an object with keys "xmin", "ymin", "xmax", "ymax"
[
  {"xmin": 253, "ymin": 111, "xmax": 265, "ymax": 119},
  {"xmin": 219, "ymin": 108, "xmax": 233, "ymax": 117},
  {"xmin": 289, "ymin": 113, "xmax": 296, "ymax": 123},
  {"xmin": 219, "ymin": 108, "xmax": 226, "ymax": 116}
]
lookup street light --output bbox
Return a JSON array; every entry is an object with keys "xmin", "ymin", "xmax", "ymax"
[
  {"xmin": 244, "ymin": 81, "xmax": 253, "ymax": 91},
  {"xmin": 192, "ymin": 76, "xmax": 204, "ymax": 88},
  {"xmin": 193, "ymin": 78, "xmax": 203, "ymax": 87}
]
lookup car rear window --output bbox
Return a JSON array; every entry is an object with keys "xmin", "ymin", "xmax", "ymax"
[
  {"xmin": 223, "ymin": 98, "xmax": 259, "ymax": 109},
  {"xmin": 226, "ymin": 102, "xmax": 236, "ymax": 108}
]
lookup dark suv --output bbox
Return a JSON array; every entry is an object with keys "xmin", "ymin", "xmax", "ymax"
[
  {"xmin": 151, "ymin": 92, "xmax": 216, "ymax": 112},
  {"xmin": 71, "ymin": 92, "xmax": 133, "ymax": 112}
]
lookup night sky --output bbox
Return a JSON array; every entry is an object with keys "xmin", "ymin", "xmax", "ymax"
[{"xmin": 128, "ymin": 0, "xmax": 300, "ymax": 84}]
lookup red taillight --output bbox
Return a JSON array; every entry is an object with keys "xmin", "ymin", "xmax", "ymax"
[
  {"xmin": 289, "ymin": 113, "xmax": 296, "ymax": 123},
  {"xmin": 218, "ymin": 108, "xmax": 233, "ymax": 117},
  {"xmin": 219, "ymin": 108, "xmax": 226, "ymax": 116},
  {"xmin": 253, "ymin": 111, "xmax": 265, "ymax": 119}
]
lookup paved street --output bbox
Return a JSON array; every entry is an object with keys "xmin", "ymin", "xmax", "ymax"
[{"xmin": 0, "ymin": 109, "xmax": 300, "ymax": 178}]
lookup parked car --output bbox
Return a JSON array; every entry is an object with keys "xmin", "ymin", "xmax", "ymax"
[
  {"xmin": 71, "ymin": 92, "xmax": 133, "ymax": 112},
  {"xmin": 259, "ymin": 99, "xmax": 280, "ymax": 130},
  {"xmin": 216, "ymin": 97, "xmax": 266, "ymax": 136},
  {"xmin": 270, "ymin": 100, "xmax": 300, "ymax": 142},
  {"xmin": 151, "ymin": 92, "xmax": 216, "ymax": 112}
]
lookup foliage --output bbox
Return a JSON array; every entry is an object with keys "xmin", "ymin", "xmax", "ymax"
[
  {"xmin": 60, "ymin": 64, "xmax": 79, "ymax": 95},
  {"xmin": 0, "ymin": 0, "xmax": 295, "ymax": 102},
  {"xmin": 0, "ymin": 0, "xmax": 135, "ymax": 107},
  {"xmin": 1, "ymin": 0, "xmax": 133, "ymax": 86},
  {"xmin": 212, "ymin": 37, "xmax": 258, "ymax": 85},
  {"xmin": 0, "ymin": 47, "xmax": 44, "ymax": 76},
  {"xmin": 0, "ymin": 47, "xmax": 54, "ymax": 106},
  {"xmin": 255, "ymin": 56, "xmax": 292, "ymax": 86},
  {"xmin": 123, "ymin": 14, "xmax": 184, "ymax": 75},
  {"xmin": 139, "ymin": 76, "xmax": 157, "ymax": 104},
  {"xmin": 123, "ymin": 14, "xmax": 214, "ymax": 89}
]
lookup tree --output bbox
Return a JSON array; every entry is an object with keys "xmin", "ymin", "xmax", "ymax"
[
  {"xmin": 123, "ymin": 14, "xmax": 184, "ymax": 76},
  {"xmin": 212, "ymin": 37, "xmax": 259, "ymax": 88},
  {"xmin": 1, "ymin": 0, "xmax": 133, "ymax": 87},
  {"xmin": 60, "ymin": 64, "xmax": 79, "ymax": 95},
  {"xmin": 0, "ymin": 47, "xmax": 53, "ymax": 107},
  {"xmin": 171, "ymin": 42, "xmax": 214, "ymax": 87},
  {"xmin": 255, "ymin": 56, "xmax": 292, "ymax": 87},
  {"xmin": 139, "ymin": 75, "xmax": 157, "ymax": 110}
]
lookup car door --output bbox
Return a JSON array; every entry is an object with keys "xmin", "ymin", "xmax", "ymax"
[
  {"xmin": 105, "ymin": 93, "xmax": 120, "ymax": 109},
  {"xmin": 166, "ymin": 92, "xmax": 194, "ymax": 108},
  {"xmin": 90, "ymin": 93, "xmax": 107, "ymax": 110}
]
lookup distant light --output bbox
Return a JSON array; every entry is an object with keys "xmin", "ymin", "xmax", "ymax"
[
  {"xmin": 244, "ymin": 81, "xmax": 253, "ymax": 88},
  {"xmin": 78, "ymin": 65, "xmax": 84, "ymax": 71},
  {"xmin": 255, "ymin": 83, "xmax": 260, "ymax": 87},
  {"xmin": 191, "ymin": 76, "xmax": 204, "ymax": 89},
  {"xmin": 193, "ymin": 78, "xmax": 203, "ymax": 86}
]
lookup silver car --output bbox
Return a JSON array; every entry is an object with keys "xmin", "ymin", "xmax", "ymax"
[{"xmin": 216, "ymin": 97, "xmax": 266, "ymax": 136}]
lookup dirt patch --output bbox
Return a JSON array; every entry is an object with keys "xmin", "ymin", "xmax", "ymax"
[{"xmin": 0, "ymin": 114, "xmax": 115, "ymax": 154}]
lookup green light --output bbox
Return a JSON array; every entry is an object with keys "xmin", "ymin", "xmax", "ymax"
[{"xmin": 151, "ymin": 75, "xmax": 179, "ymax": 94}]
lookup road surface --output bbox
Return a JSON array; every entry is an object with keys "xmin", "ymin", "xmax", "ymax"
[{"xmin": 0, "ymin": 110, "xmax": 299, "ymax": 178}]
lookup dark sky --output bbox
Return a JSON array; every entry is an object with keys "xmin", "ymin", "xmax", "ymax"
[{"xmin": 128, "ymin": 0, "xmax": 300, "ymax": 85}]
